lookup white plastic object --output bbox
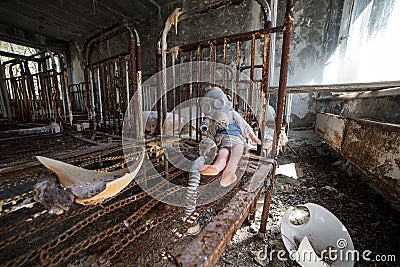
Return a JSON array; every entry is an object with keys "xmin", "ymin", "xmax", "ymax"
[{"xmin": 281, "ymin": 203, "xmax": 354, "ymax": 267}]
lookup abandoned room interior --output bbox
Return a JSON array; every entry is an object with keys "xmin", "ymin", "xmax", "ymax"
[{"xmin": 0, "ymin": 0, "xmax": 399, "ymax": 266}]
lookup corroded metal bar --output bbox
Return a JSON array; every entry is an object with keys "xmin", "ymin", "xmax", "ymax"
[
  {"xmin": 209, "ymin": 43, "xmax": 216, "ymax": 85},
  {"xmin": 273, "ymin": 0, "xmax": 294, "ymax": 159},
  {"xmin": 177, "ymin": 163, "xmax": 273, "ymax": 266},
  {"xmin": 109, "ymin": 62, "xmax": 117, "ymax": 134},
  {"xmin": 49, "ymin": 54, "xmax": 63, "ymax": 123},
  {"xmin": 260, "ymin": 0, "xmax": 295, "ymax": 235},
  {"xmin": 90, "ymin": 66, "xmax": 99, "ymax": 130},
  {"xmin": 222, "ymin": 38, "xmax": 227, "ymax": 93},
  {"xmin": 248, "ymin": 34, "xmax": 256, "ymax": 122},
  {"xmin": 180, "ymin": 26, "xmax": 284, "ymax": 52},
  {"xmin": 316, "ymin": 112, "xmax": 400, "ymax": 200},
  {"xmin": 0, "ymin": 66, "xmax": 11, "ymax": 118},
  {"xmin": 156, "ymin": 44, "xmax": 163, "ymax": 135},
  {"xmin": 235, "ymin": 41, "xmax": 241, "ymax": 111},
  {"xmin": 171, "ymin": 50, "xmax": 177, "ymax": 136},
  {"xmin": 18, "ymin": 62, "xmax": 30, "ymax": 121},
  {"xmin": 269, "ymin": 80, "xmax": 400, "ymax": 94},
  {"xmin": 178, "ymin": 53, "xmax": 182, "ymax": 138},
  {"xmin": 114, "ymin": 61, "xmax": 121, "ymax": 133},
  {"xmin": 257, "ymin": 34, "xmax": 271, "ymax": 157},
  {"xmin": 60, "ymin": 56, "xmax": 73, "ymax": 126},
  {"xmin": 197, "ymin": 46, "xmax": 202, "ymax": 142},
  {"xmin": 189, "ymin": 51, "xmax": 193, "ymax": 140}
]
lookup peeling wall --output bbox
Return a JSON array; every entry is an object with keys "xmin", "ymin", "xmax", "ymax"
[
  {"xmin": 275, "ymin": 0, "xmax": 344, "ymax": 86},
  {"xmin": 274, "ymin": 0, "xmax": 344, "ymax": 128},
  {"xmin": 290, "ymin": 93, "xmax": 317, "ymax": 128},
  {"xmin": 67, "ymin": 41, "xmax": 85, "ymax": 85}
]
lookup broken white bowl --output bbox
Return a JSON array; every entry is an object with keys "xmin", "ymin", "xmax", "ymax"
[{"xmin": 281, "ymin": 203, "xmax": 354, "ymax": 267}]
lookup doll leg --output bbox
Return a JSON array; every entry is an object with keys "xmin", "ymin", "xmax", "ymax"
[
  {"xmin": 199, "ymin": 147, "xmax": 230, "ymax": 175},
  {"xmin": 220, "ymin": 144, "xmax": 244, "ymax": 187}
]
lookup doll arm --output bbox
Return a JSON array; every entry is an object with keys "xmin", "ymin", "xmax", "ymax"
[
  {"xmin": 232, "ymin": 111, "xmax": 261, "ymax": 145},
  {"xmin": 249, "ymin": 131, "xmax": 262, "ymax": 145}
]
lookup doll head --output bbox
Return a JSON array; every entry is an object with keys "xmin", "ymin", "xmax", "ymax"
[{"xmin": 200, "ymin": 86, "xmax": 233, "ymax": 124}]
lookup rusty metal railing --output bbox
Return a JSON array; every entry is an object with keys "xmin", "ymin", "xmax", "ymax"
[{"xmin": 82, "ymin": 19, "xmax": 143, "ymax": 136}]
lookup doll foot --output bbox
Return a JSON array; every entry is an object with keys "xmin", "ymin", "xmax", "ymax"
[
  {"xmin": 220, "ymin": 172, "xmax": 237, "ymax": 187},
  {"xmin": 199, "ymin": 165, "xmax": 220, "ymax": 175}
]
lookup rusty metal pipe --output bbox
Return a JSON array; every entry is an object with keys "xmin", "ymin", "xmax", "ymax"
[
  {"xmin": 0, "ymin": 66, "xmax": 11, "ymax": 118},
  {"xmin": 180, "ymin": 26, "xmax": 284, "ymax": 52},
  {"xmin": 156, "ymin": 42, "xmax": 163, "ymax": 135},
  {"xmin": 257, "ymin": 34, "xmax": 271, "ymax": 157},
  {"xmin": 259, "ymin": 0, "xmax": 295, "ymax": 236},
  {"xmin": 235, "ymin": 41, "xmax": 241, "ymax": 111},
  {"xmin": 270, "ymin": 81, "xmax": 400, "ymax": 94}
]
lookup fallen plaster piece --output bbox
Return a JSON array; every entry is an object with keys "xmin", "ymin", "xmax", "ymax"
[
  {"xmin": 276, "ymin": 163, "xmax": 299, "ymax": 179},
  {"xmin": 281, "ymin": 203, "xmax": 354, "ymax": 267},
  {"xmin": 36, "ymin": 150, "xmax": 144, "ymax": 205},
  {"xmin": 297, "ymin": 236, "xmax": 327, "ymax": 267}
]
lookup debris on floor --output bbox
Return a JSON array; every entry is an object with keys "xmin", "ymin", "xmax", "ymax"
[{"xmin": 216, "ymin": 130, "xmax": 399, "ymax": 267}]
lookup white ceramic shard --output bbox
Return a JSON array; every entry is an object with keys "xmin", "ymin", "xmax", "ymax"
[
  {"xmin": 296, "ymin": 236, "xmax": 327, "ymax": 267},
  {"xmin": 281, "ymin": 203, "xmax": 354, "ymax": 267},
  {"xmin": 36, "ymin": 149, "xmax": 144, "ymax": 205}
]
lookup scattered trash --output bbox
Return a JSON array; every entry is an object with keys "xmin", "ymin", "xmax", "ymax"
[{"xmin": 322, "ymin": 185, "xmax": 338, "ymax": 192}]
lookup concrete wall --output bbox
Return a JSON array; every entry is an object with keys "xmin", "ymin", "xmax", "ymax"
[
  {"xmin": 138, "ymin": 0, "xmax": 263, "ymax": 79},
  {"xmin": 66, "ymin": 40, "xmax": 85, "ymax": 85},
  {"xmin": 317, "ymin": 91, "xmax": 400, "ymax": 124},
  {"xmin": 273, "ymin": 0, "xmax": 345, "ymax": 128}
]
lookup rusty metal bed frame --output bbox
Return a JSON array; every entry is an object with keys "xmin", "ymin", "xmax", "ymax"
[
  {"xmin": 83, "ymin": 19, "xmax": 143, "ymax": 135},
  {"xmin": 157, "ymin": 1, "xmax": 294, "ymax": 233},
  {"xmin": 0, "ymin": 51, "xmax": 72, "ymax": 125},
  {"xmin": 153, "ymin": 0, "xmax": 295, "ymax": 264}
]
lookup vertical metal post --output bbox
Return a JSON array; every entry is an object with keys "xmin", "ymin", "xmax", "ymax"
[
  {"xmin": 189, "ymin": 52, "xmax": 193, "ymax": 141},
  {"xmin": 156, "ymin": 42, "xmax": 163, "ymax": 135},
  {"xmin": 248, "ymin": 34, "xmax": 256, "ymax": 123},
  {"xmin": 235, "ymin": 41, "xmax": 241, "ymax": 111},
  {"xmin": 171, "ymin": 51, "xmax": 177, "ymax": 136},
  {"xmin": 178, "ymin": 53, "xmax": 182, "ymax": 138},
  {"xmin": 222, "ymin": 39, "xmax": 227, "ymax": 93},
  {"xmin": 19, "ymin": 62, "xmax": 29, "ymax": 121},
  {"xmin": 0, "ymin": 65, "xmax": 12, "ymax": 119},
  {"xmin": 50, "ymin": 54, "xmax": 63, "ymax": 124},
  {"xmin": 257, "ymin": 35, "xmax": 271, "ymax": 157},
  {"xmin": 259, "ymin": 0, "xmax": 294, "ymax": 236},
  {"xmin": 197, "ymin": 46, "xmax": 202, "ymax": 142}
]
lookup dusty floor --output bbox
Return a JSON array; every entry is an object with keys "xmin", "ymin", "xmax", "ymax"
[{"xmin": 215, "ymin": 130, "xmax": 400, "ymax": 267}]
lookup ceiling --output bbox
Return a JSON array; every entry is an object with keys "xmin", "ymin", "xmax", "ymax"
[{"xmin": 0, "ymin": 0, "xmax": 180, "ymax": 47}]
